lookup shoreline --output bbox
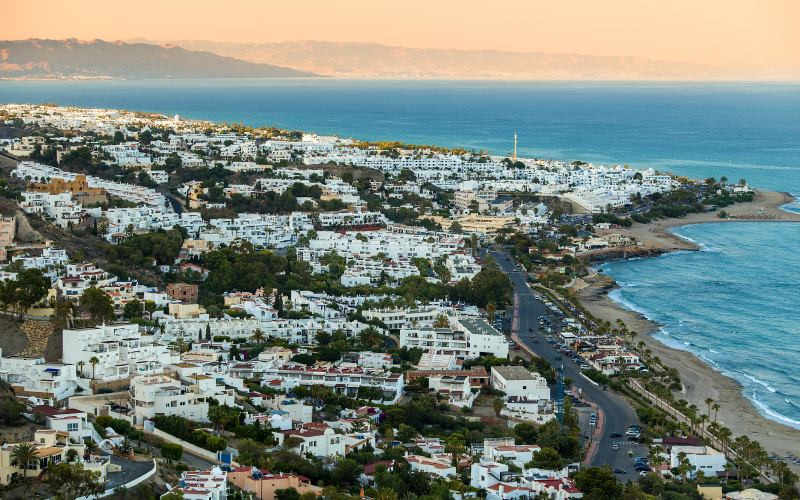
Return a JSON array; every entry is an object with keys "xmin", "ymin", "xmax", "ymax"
[
  {"xmin": 575, "ymin": 189, "xmax": 800, "ymax": 464},
  {"xmin": 592, "ymin": 190, "xmax": 800, "ymax": 254}
]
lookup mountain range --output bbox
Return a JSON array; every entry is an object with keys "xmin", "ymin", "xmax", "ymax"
[
  {"xmin": 0, "ymin": 39, "xmax": 315, "ymax": 79},
  {"xmin": 135, "ymin": 39, "xmax": 795, "ymax": 79},
  {"xmin": 2, "ymin": 38, "xmax": 795, "ymax": 80}
]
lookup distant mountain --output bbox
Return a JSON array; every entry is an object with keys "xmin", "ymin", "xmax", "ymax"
[
  {"xmin": 143, "ymin": 39, "xmax": 778, "ymax": 79},
  {"xmin": 0, "ymin": 39, "xmax": 316, "ymax": 79}
]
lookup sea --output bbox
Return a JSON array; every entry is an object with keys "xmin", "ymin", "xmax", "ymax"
[{"xmin": 0, "ymin": 79, "xmax": 799, "ymax": 426}]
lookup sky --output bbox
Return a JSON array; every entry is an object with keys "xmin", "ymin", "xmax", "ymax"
[{"xmin": 6, "ymin": 0, "xmax": 799, "ymax": 68}]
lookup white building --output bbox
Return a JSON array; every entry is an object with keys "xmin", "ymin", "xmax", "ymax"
[
  {"xmin": 261, "ymin": 363, "xmax": 404, "ymax": 403},
  {"xmin": 400, "ymin": 317, "xmax": 509, "ymax": 360},
  {"xmin": 0, "ymin": 350, "xmax": 84, "ymax": 401},
  {"xmin": 62, "ymin": 323, "xmax": 179, "ymax": 381},
  {"xmin": 405, "ymin": 454, "xmax": 456, "ymax": 478},
  {"xmin": 428, "ymin": 374, "xmax": 477, "ymax": 408},
  {"xmin": 669, "ymin": 445, "xmax": 727, "ymax": 479},
  {"xmin": 490, "ymin": 366, "xmax": 550, "ymax": 401},
  {"xmin": 273, "ymin": 423, "xmax": 346, "ymax": 459},
  {"xmin": 131, "ymin": 374, "xmax": 210, "ymax": 423},
  {"xmin": 165, "ymin": 467, "xmax": 228, "ymax": 500}
]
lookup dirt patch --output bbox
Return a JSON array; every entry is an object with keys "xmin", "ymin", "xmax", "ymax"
[{"xmin": 0, "ymin": 421, "xmax": 46, "ymax": 444}]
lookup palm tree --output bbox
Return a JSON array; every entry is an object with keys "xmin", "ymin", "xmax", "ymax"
[
  {"xmin": 676, "ymin": 451, "xmax": 691, "ymax": 482},
  {"xmin": 251, "ymin": 328, "xmax": 266, "ymax": 345},
  {"xmin": 704, "ymin": 398, "xmax": 714, "ymax": 419},
  {"xmin": 712, "ymin": 403, "xmax": 720, "ymax": 422},
  {"xmin": 11, "ymin": 442, "xmax": 38, "ymax": 480},
  {"xmin": 89, "ymin": 356, "xmax": 99, "ymax": 380},
  {"xmin": 76, "ymin": 361, "xmax": 85, "ymax": 378}
]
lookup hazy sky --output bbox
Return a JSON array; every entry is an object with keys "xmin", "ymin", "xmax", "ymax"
[{"xmin": 7, "ymin": 0, "xmax": 799, "ymax": 67}]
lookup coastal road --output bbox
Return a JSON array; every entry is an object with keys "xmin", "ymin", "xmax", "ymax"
[{"xmin": 491, "ymin": 249, "xmax": 647, "ymax": 482}]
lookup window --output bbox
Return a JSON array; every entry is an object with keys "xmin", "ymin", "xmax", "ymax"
[{"xmin": 67, "ymin": 422, "xmax": 79, "ymax": 432}]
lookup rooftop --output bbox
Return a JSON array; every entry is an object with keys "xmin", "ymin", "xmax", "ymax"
[
  {"xmin": 492, "ymin": 365, "xmax": 537, "ymax": 381},
  {"xmin": 458, "ymin": 317, "xmax": 502, "ymax": 336}
]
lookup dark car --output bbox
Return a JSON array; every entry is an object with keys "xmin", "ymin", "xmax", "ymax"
[
  {"xmin": 613, "ymin": 468, "xmax": 626, "ymax": 474},
  {"xmin": 609, "ymin": 432, "xmax": 623, "ymax": 438}
]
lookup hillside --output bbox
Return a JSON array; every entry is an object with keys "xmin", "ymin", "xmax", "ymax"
[
  {"xmin": 151, "ymin": 39, "xmax": 747, "ymax": 79},
  {"xmin": 0, "ymin": 39, "xmax": 316, "ymax": 79}
]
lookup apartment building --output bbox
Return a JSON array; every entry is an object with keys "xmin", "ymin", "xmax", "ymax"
[
  {"xmin": 261, "ymin": 363, "xmax": 404, "ymax": 403},
  {"xmin": 28, "ymin": 174, "xmax": 108, "ymax": 205},
  {"xmin": 490, "ymin": 366, "xmax": 550, "ymax": 401},
  {"xmin": 62, "ymin": 323, "xmax": 179, "ymax": 381},
  {"xmin": 130, "ymin": 374, "xmax": 210, "ymax": 422},
  {"xmin": 400, "ymin": 317, "xmax": 509, "ymax": 360},
  {"xmin": 0, "ymin": 349, "xmax": 83, "ymax": 400},
  {"xmin": 20, "ymin": 191, "xmax": 86, "ymax": 229}
]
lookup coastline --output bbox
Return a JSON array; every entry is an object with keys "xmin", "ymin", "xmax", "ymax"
[
  {"xmin": 592, "ymin": 190, "xmax": 800, "ymax": 254},
  {"xmin": 575, "ymin": 189, "xmax": 800, "ymax": 463}
]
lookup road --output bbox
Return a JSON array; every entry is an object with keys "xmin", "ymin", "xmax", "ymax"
[{"xmin": 491, "ymin": 249, "xmax": 647, "ymax": 482}]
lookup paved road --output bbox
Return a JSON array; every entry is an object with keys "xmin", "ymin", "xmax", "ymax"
[
  {"xmin": 104, "ymin": 454, "xmax": 156, "ymax": 490},
  {"xmin": 491, "ymin": 249, "xmax": 647, "ymax": 482}
]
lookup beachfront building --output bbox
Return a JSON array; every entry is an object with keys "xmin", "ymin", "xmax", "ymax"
[{"xmin": 669, "ymin": 445, "xmax": 727, "ymax": 479}]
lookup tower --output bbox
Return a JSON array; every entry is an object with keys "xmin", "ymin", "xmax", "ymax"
[{"xmin": 513, "ymin": 130, "xmax": 518, "ymax": 162}]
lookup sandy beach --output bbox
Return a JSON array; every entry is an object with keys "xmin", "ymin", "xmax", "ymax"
[
  {"xmin": 577, "ymin": 190, "xmax": 800, "ymax": 463},
  {"xmin": 593, "ymin": 190, "xmax": 800, "ymax": 252}
]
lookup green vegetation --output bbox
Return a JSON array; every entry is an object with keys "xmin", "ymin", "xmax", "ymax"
[
  {"xmin": 0, "ymin": 268, "xmax": 49, "ymax": 317},
  {"xmin": 152, "ymin": 414, "xmax": 228, "ymax": 452},
  {"xmin": 107, "ymin": 228, "xmax": 185, "ymax": 270},
  {"xmin": 46, "ymin": 462, "xmax": 104, "ymax": 500}
]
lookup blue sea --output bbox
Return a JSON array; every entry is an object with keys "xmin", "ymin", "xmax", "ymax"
[{"xmin": 1, "ymin": 79, "xmax": 799, "ymax": 424}]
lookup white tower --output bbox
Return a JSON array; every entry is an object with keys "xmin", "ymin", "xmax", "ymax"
[{"xmin": 513, "ymin": 130, "xmax": 518, "ymax": 162}]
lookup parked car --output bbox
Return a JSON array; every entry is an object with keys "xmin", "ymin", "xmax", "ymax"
[{"xmin": 613, "ymin": 468, "xmax": 626, "ymax": 474}]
